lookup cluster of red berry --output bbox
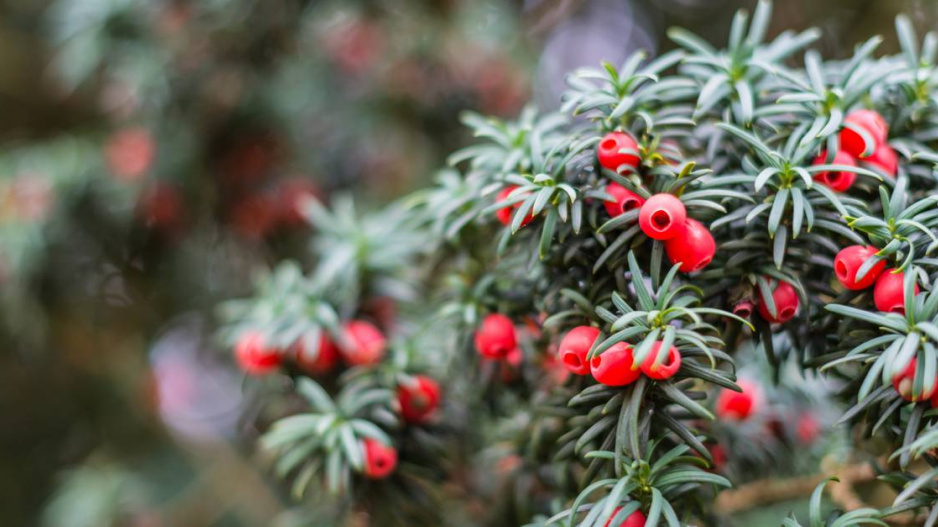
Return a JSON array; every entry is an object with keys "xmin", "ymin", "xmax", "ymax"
[
  {"xmin": 233, "ymin": 320, "xmax": 442, "ymax": 480},
  {"xmin": 833, "ymin": 246, "xmax": 917, "ymax": 314},
  {"xmin": 811, "ymin": 110, "xmax": 897, "ymax": 192}
]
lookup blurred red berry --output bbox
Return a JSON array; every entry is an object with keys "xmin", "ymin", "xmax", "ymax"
[
  {"xmin": 105, "ymin": 127, "xmax": 155, "ymax": 182},
  {"xmin": 362, "ymin": 438, "xmax": 397, "ymax": 479},
  {"xmin": 138, "ymin": 183, "xmax": 186, "ymax": 237},
  {"xmin": 716, "ymin": 379, "xmax": 761, "ymax": 420},
  {"xmin": 234, "ymin": 331, "xmax": 282, "ymax": 375},
  {"xmin": 590, "ymin": 342, "xmax": 641, "ymax": 386},
  {"xmin": 638, "ymin": 194, "xmax": 686, "ymax": 240},
  {"xmin": 796, "ymin": 413, "xmax": 821, "ymax": 444},
  {"xmin": 834, "ymin": 245, "xmax": 885, "ymax": 290},
  {"xmin": 474, "ymin": 314, "xmax": 517, "ymax": 359},
  {"xmin": 603, "ymin": 507, "xmax": 646, "ymax": 527},
  {"xmin": 558, "ymin": 326, "xmax": 600, "ymax": 376},
  {"xmin": 495, "ymin": 186, "xmax": 533, "ymax": 227},
  {"xmin": 292, "ymin": 332, "xmax": 339, "ymax": 375},
  {"xmin": 341, "ymin": 320, "xmax": 387, "ymax": 366},
  {"xmin": 597, "ymin": 132, "xmax": 640, "ymax": 173},
  {"xmin": 892, "ymin": 359, "xmax": 937, "ymax": 402},
  {"xmin": 397, "ymin": 375, "xmax": 441, "ymax": 424},
  {"xmin": 276, "ymin": 177, "xmax": 321, "ymax": 227}
]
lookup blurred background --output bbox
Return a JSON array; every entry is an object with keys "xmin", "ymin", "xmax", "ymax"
[{"xmin": 0, "ymin": 0, "xmax": 932, "ymax": 526}]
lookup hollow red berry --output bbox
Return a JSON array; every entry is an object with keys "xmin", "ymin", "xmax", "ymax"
[
  {"xmin": 833, "ymin": 245, "xmax": 886, "ymax": 290},
  {"xmin": 590, "ymin": 342, "xmax": 641, "ymax": 386},
  {"xmin": 873, "ymin": 269, "xmax": 919, "ymax": 315},
  {"xmin": 640, "ymin": 342, "xmax": 682, "ymax": 380},
  {"xmin": 811, "ymin": 150, "xmax": 857, "ymax": 192},
  {"xmin": 234, "ymin": 331, "xmax": 282, "ymax": 375},
  {"xmin": 474, "ymin": 314, "xmax": 517, "ymax": 359},
  {"xmin": 756, "ymin": 280, "xmax": 799, "ymax": 323},
  {"xmin": 495, "ymin": 186, "xmax": 533, "ymax": 227},
  {"xmin": 664, "ymin": 218, "xmax": 715, "ymax": 272},
  {"xmin": 604, "ymin": 507, "xmax": 646, "ymax": 527},
  {"xmin": 362, "ymin": 438, "xmax": 397, "ymax": 479},
  {"xmin": 892, "ymin": 359, "xmax": 937, "ymax": 402},
  {"xmin": 292, "ymin": 332, "xmax": 339, "ymax": 375},
  {"xmin": 638, "ymin": 194, "xmax": 686, "ymax": 240},
  {"xmin": 603, "ymin": 182, "xmax": 645, "ymax": 217},
  {"xmin": 732, "ymin": 300, "xmax": 754, "ymax": 319},
  {"xmin": 865, "ymin": 143, "xmax": 898, "ymax": 177},
  {"xmin": 597, "ymin": 131, "xmax": 640, "ymax": 173},
  {"xmin": 558, "ymin": 326, "xmax": 600, "ymax": 376},
  {"xmin": 341, "ymin": 320, "xmax": 387, "ymax": 366},
  {"xmin": 839, "ymin": 109, "xmax": 888, "ymax": 158},
  {"xmin": 397, "ymin": 375, "xmax": 441, "ymax": 424},
  {"xmin": 715, "ymin": 379, "xmax": 761, "ymax": 421}
]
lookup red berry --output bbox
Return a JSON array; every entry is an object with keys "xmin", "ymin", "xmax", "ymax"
[
  {"xmin": 638, "ymin": 194, "xmax": 686, "ymax": 240},
  {"xmin": 137, "ymin": 183, "xmax": 186, "ymax": 237},
  {"xmin": 558, "ymin": 326, "xmax": 600, "ymax": 376},
  {"xmin": 603, "ymin": 182, "xmax": 645, "ymax": 217},
  {"xmin": 597, "ymin": 132, "xmax": 641, "ymax": 173},
  {"xmin": 664, "ymin": 218, "xmax": 715, "ymax": 272},
  {"xmin": 495, "ymin": 186, "xmax": 533, "ymax": 227},
  {"xmin": 833, "ymin": 245, "xmax": 886, "ymax": 290},
  {"xmin": 234, "ymin": 331, "xmax": 282, "ymax": 375},
  {"xmin": 839, "ymin": 110, "xmax": 888, "ymax": 158},
  {"xmin": 341, "ymin": 320, "xmax": 387, "ymax": 366},
  {"xmin": 796, "ymin": 413, "xmax": 821, "ymax": 444},
  {"xmin": 732, "ymin": 300, "xmax": 754, "ymax": 319},
  {"xmin": 104, "ymin": 127, "xmax": 156, "ymax": 182},
  {"xmin": 811, "ymin": 150, "xmax": 857, "ymax": 192},
  {"xmin": 397, "ymin": 375, "xmax": 441, "ymax": 424},
  {"xmin": 590, "ymin": 342, "xmax": 641, "ymax": 386},
  {"xmin": 873, "ymin": 269, "xmax": 919, "ymax": 315},
  {"xmin": 716, "ymin": 379, "xmax": 761, "ymax": 420},
  {"xmin": 604, "ymin": 507, "xmax": 646, "ymax": 527},
  {"xmin": 474, "ymin": 314, "xmax": 517, "ymax": 359},
  {"xmin": 892, "ymin": 359, "xmax": 937, "ymax": 402},
  {"xmin": 756, "ymin": 280, "xmax": 799, "ymax": 323},
  {"xmin": 865, "ymin": 144, "xmax": 898, "ymax": 177},
  {"xmin": 640, "ymin": 342, "xmax": 682, "ymax": 380},
  {"xmin": 362, "ymin": 438, "xmax": 397, "ymax": 479},
  {"xmin": 292, "ymin": 332, "xmax": 339, "ymax": 375}
]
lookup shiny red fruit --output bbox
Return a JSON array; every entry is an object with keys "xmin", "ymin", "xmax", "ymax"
[
  {"xmin": 604, "ymin": 507, "xmax": 646, "ymax": 527},
  {"xmin": 293, "ymin": 332, "xmax": 339, "ymax": 375},
  {"xmin": 559, "ymin": 326, "xmax": 600, "ymax": 376},
  {"xmin": 873, "ymin": 269, "xmax": 919, "ymax": 315},
  {"xmin": 638, "ymin": 194, "xmax": 686, "ymax": 240},
  {"xmin": 756, "ymin": 280, "xmax": 800, "ymax": 323},
  {"xmin": 640, "ymin": 342, "xmax": 682, "ymax": 380},
  {"xmin": 664, "ymin": 218, "xmax": 715, "ymax": 272},
  {"xmin": 397, "ymin": 375, "xmax": 441, "ymax": 424},
  {"xmin": 732, "ymin": 300, "xmax": 754, "ymax": 319},
  {"xmin": 495, "ymin": 186, "xmax": 533, "ymax": 227},
  {"xmin": 590, "ymin": 342, "xmax": 641, "ymax": 386},
  {"xmin": 474, "ymin": 314, "xmax": 517, "ymax": 359},
  {"xmin": 812, "ymin": 150, "xmax": 857, "ymax": 192},
  {"xmin": 865, "ymin": 144, "xmax": 898, "ymax": 177},
  {"xmin": 834, "ymin": 245, "xmax": 886, "ymax": 290},
  {"xmin": 597, "ymin": 132, "xmax": 641, "ymax": 173},
  {"xmin": 892, "ymin": 359, "xmax": 937, "ymax": 402},
  {"xmin": 341, "ymin": 320, "xmax": 387, "ymax": 366},
  {"xmin": 840, "ymin": 109, "xmax": 888, "ymax": 158},
  {"xmin": 603, "ymin": 182, "xmax": 645, "ymax": 217},
  {"xmin": 362, "ymin": 438, "xmax": 397, "ymax": 479},
  {"xmin": 716, "ymin": 380, "xmax": 761, "ymax": 420},
  {"xmin": 234, "ymin": 331, "xmax": 282, "ymax": 375}
]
